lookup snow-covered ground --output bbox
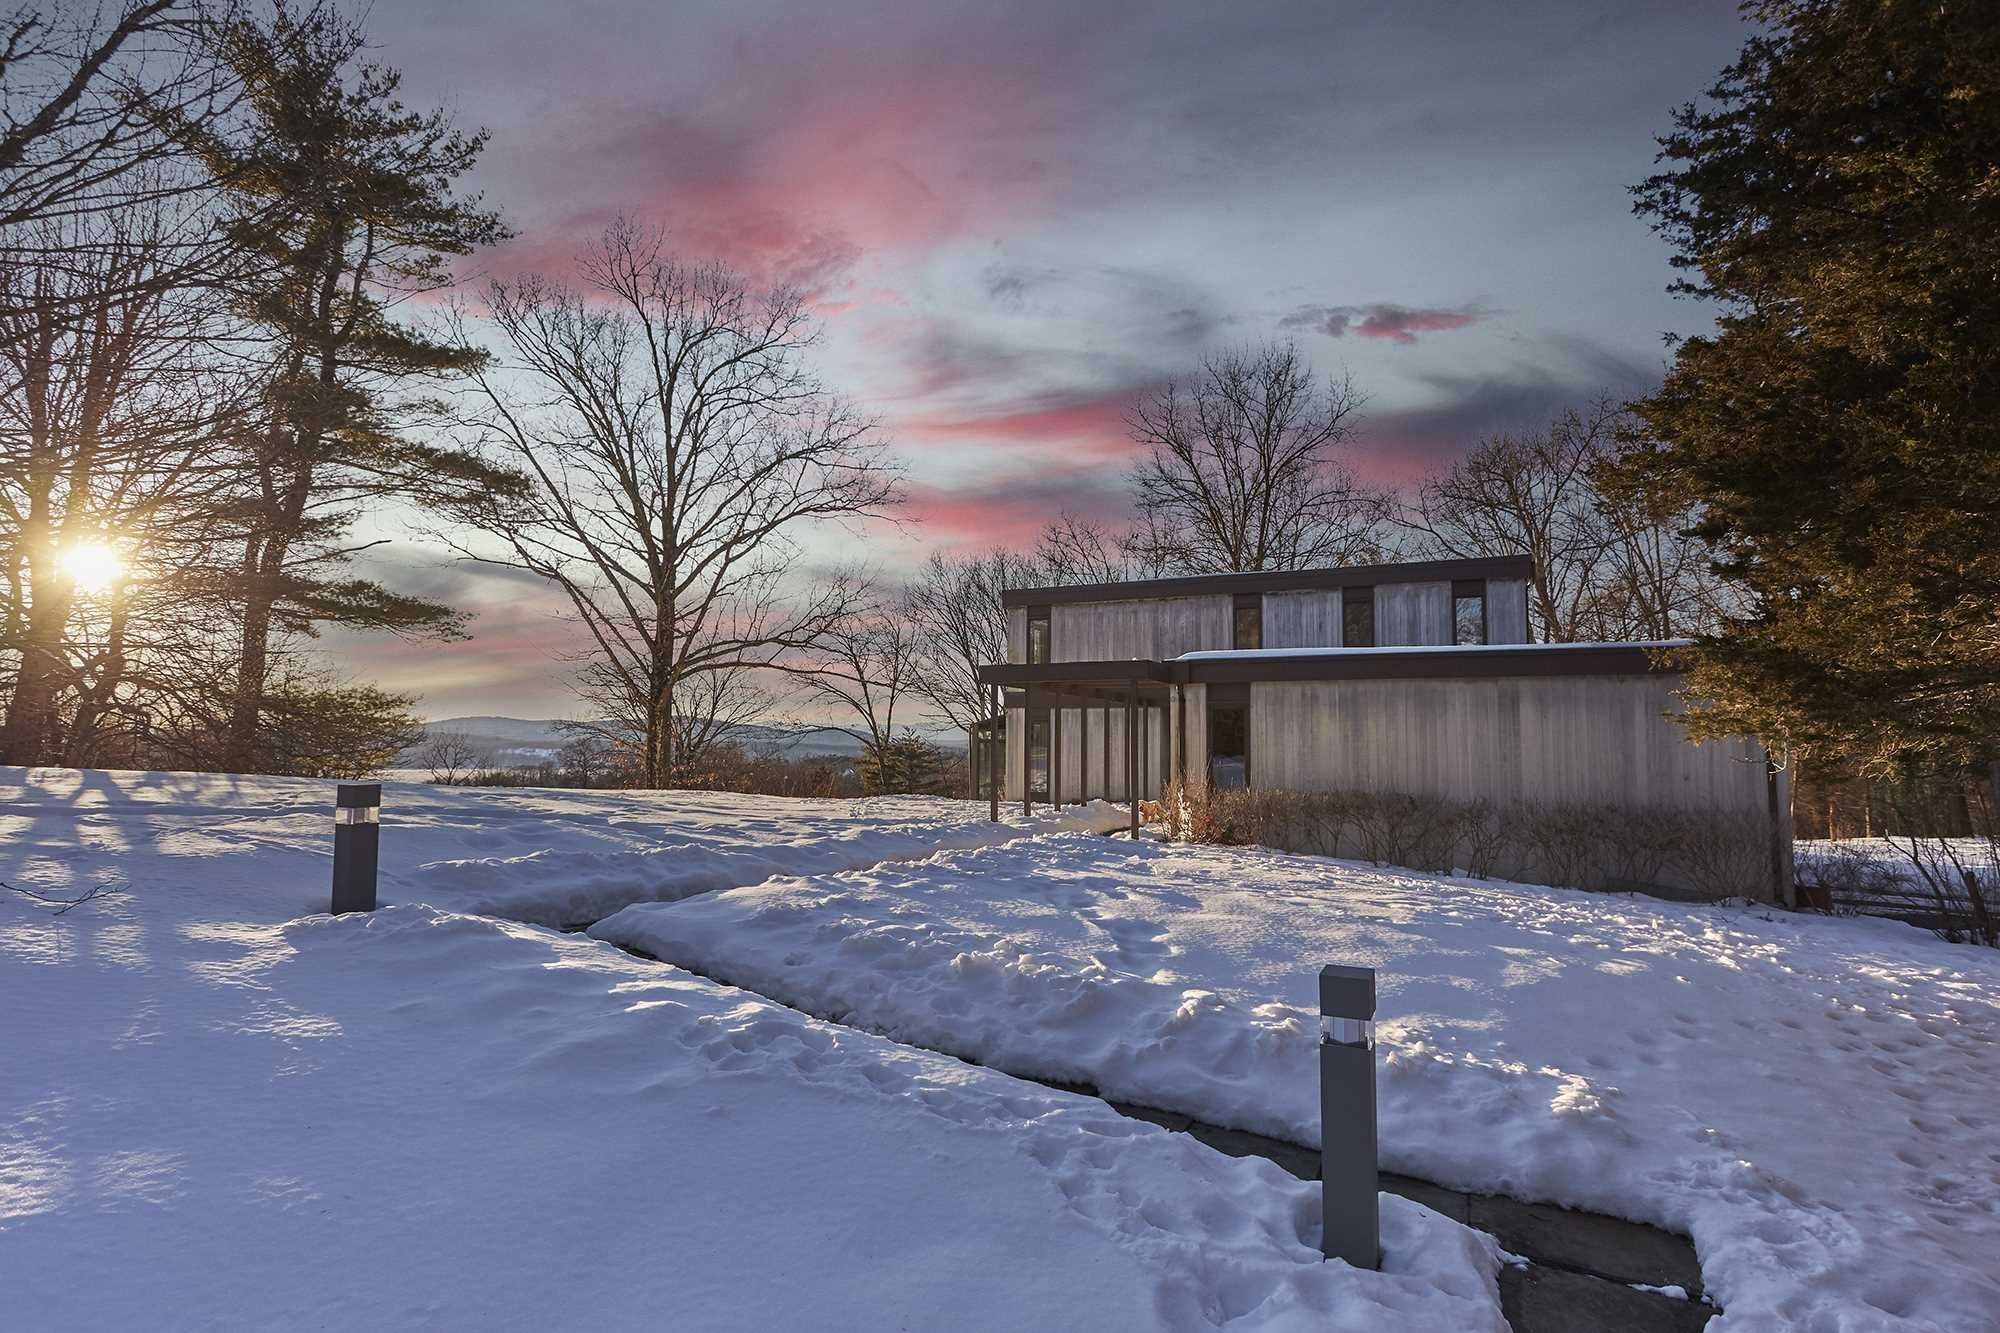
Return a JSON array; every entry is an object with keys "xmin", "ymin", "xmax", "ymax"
[
  {"xmin": 594, "ymin": 833, "xmax": 2000, "ymax": 1332},
  {"xmin": 2, "ymin": 769, "xmax": 1507, "ymax": 1330},
  {"xmin": 0, "ymin": 766, "xmax": 1123, "ymax": 925}
]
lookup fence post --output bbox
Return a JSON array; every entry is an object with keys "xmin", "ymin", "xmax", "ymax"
[
  {"xmin": 331, "ymin": 783, "xmax": 381, "ymax": 914},
  {"xmin": 1319, "ymin": 963, "xmax": 1378, "ymax": 1269}
]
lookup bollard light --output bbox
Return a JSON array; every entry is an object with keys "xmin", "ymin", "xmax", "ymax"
[
  {"xmin": 1319, "ymin": 963, "xmax": 1379, "ymax": 1269},
  {"xmin": 331, "ymin": 783, "xmax": 381, "ymax": 914}
]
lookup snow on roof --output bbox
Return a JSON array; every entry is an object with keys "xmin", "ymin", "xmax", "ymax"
[{"xmin": 1174, "ymin": 640, "xmax": 1693, "ymax": 661}]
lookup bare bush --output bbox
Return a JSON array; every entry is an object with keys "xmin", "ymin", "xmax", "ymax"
[{"xmin": 1673, "ymin": 811, "xmax": 1772, "ymax": 901}]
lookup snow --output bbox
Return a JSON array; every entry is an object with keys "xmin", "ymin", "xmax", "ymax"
[
  {"xmin": 0, "ymin": 766, "xmax": 1125, "ymax": 926},
  {"xmin": 2, "ymin": 768, "xmax": 1507, "ymax": 1330},
  {"xmin": 593, "ymin": 832, "xmax": 2000, "ymax": 1332}
]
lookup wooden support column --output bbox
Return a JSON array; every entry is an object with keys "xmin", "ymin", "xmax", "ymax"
[
  {"xmin": 1082, "ymin": 699, "xmax": 1093, "ymax": 804},
  {"xmin": 1101, "ymin": 702, "xmax": 1112, "ymax": 805},
  {"xmin": 988, "ymin": 684, "xmax": 1001, "ymax": 823},
  {"xmin": 1021, "ymin": 689, "xmax": 1032, "ymax": 818},
  {"xmin": 1144, "ymin": 700, "xmax": 1160, "ymax": 804},
  {"xmin": 1051, "ymin": 704, "xmax": 1063, "ymax": 807},
  {"xmin": 1125, "ymin": 686, "xmax": 1140, "ymax": 838}
]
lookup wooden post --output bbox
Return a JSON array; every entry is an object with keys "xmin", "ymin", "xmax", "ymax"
[
  {"xmin": 1082, "ymin": 697, "xmax": 1093, "ymax": 804},
  {"xmin": 1126, "ymin": 687, "xmax": 1140, "ymax": 838},
  {"xmin": 988, "ymin": 685, "xmax": 1001, "ymax": 823},
  {"xmin": 1139, "ymin": 701, "xmax": 1150, "ymax": 805},
  {"xmin": 1051, "ymin": 704, "xmax": 1063, "ymax": 807},
  {"xmin": 1022, "ymin": 690, "xmax": 1032, "ymax": 818},
  {"xmin": 1102, "ymin": 702, "xmax": 1112, "ymax": 806}
]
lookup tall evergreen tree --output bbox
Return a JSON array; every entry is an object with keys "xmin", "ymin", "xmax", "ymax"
[
  {"xmin": 1607, "ymin": 0, "xmax": 2000, "ymax": 773},
  {"xmin": 178, "ymin": 4, "xmax": 519, "ymax": 771}
]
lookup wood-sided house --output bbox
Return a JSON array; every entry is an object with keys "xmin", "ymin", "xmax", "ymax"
[{"xmin": 973, "ymin": 556, "xmax": 1793, "ymax": 902}]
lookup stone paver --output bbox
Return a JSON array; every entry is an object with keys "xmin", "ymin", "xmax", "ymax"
[
  {"xmin": 1101, "ymin": 1102, "xmax": 1714, "ymax": 1333},
  {"xmin": 1500, "ymin": 1263, "xmax": 1711, "ymax": 1333},
  {"xmin": 1470, "ymin": 1191, "xmax": 1703, "ymax": 1294}
]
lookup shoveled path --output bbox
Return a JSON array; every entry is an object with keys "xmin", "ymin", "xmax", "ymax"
[{"xmin": 594, "ymin": 932, "xmax": 1714, "ymax": 1332}]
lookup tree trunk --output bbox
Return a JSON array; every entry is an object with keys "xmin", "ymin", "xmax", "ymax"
[
  {"xmin": 0, "ymin": 552, "xmax": 72, "ymax": 766},
  {"xmin": 224, "ymin": 539, "xmax": 281, "ymax": 773}
]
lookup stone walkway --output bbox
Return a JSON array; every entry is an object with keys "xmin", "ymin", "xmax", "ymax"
[
  {"xmin": 598, "ymin": 934, "xmax": 1715, "ymax": 1332},
  {"xmin": 1095, "ymin": 1096, "xmax": 1714, "ymax": 1333}
]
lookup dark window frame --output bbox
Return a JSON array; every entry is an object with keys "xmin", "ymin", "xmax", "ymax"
[
  {"xmin": 1026, "ymin": 605, "xmax": 1052, "ymax": 664},
  {"xmin": 1206, "ymin": 682, "xmax": 1251, "ymax": 789},
  {"xmin": 1231, "ymin": 594, "xmax": 1263, "ymax": 651},
  {"xmin": 1452, "ymin": 578, "xmax": 1487, "ymax": 646},
  {"xmin": 1342, "ymin": 587, "xmax": 1375, "ymax": 648}
]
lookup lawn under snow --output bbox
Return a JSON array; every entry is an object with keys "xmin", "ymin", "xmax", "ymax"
[
  {"xmin": 593, "ymin": 832, "xmax": 2000, "ymax": 1333},
  {"xmin": 0, "ymin": 766, "xmax": 1123, "ymax": 925},
  {"xmin": 0, "ymin": 770, "xmax": 1506, "ymax": 1331}
]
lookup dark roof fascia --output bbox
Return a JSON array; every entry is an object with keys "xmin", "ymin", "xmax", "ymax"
[
  {"xmin": 979, "ymin": 644, "xmax": 1679, "ymax": 690},
  {"xmin": 1178, "ymin": 644, "xmax": 1677, "ymax": 684},
  {"xmin": 977, "ymin": 661, "xmax": 1175, "ymax": 688},
  {"xmin": 998, "ymin": 555, "xmax": 1534, "ymax": 607}
]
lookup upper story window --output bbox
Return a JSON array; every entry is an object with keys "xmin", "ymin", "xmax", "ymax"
[
  {"xmin": 1342, "ymin": 587, "xmax": 1375, "ymax": 647},
  {"xmin": 1027, "ymin": 606, "xmax": 1051, "ymax": 664},
  {"xmin": 1232, "ymin": 594, "xmax": 1262, "ymax": 651},
  {"xmin": 1452, "ymin": 579, "xmax": 1487, "ymax": 645}
]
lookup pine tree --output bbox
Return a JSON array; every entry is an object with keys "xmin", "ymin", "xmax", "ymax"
[
  {"xmin": 174, "ymin": 4, "xmax": 521, "ymax": 771},
  {"xmin": 1607, "ymin": 0, "xmax": 2000, "ymax": 774}
]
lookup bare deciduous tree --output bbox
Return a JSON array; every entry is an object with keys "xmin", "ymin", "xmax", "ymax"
[
  {"xmin": 902, "ymin": 548, "xmax": 1035, "ymax": 734},
  {"xmin": 793, "ymin": 609, "xmax": 919, "ymax": 787},
  {"xmin": 1404, "ymin": 399, "xmax": 1727, "ymax": 642},
  {"xmin": 0, "ymin": 198, "xmax": 249, "ymax": 766},
  {"xmin": 0, "ymin": 1, "xmax": 223, "ymax": 227},
  {"xmin": 418, "ymin": 729, "xmax": 484, "ymax": 784},
  {"xmin": 1124, "ymin": 342, "xmax": 1391, "ymax": 574},
  {"xmin": 448, "ymin": 220, "xmax": 902, "ymax": 787},
  {"xmin": 1405, "ymin": 400, "xmax": 1621, "ymax": 642}
]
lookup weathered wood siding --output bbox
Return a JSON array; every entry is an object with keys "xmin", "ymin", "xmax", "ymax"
[
  {"xmin": 1486, "ymin": 578, "xmax": 1531, "ymax": 644},
  {"xmin": 1375, "ymin": 580, "xmax": 1453, "ymax": 645},
  {"xmin": 1262, "ymin": 589, "xmax": 1342, "ymax": 648},
  {"xmin": 1248, "ymin": 675, "xmax": 1767, "ymax": 812},
  {"xmin": 1181, "ymin": 684, "xmax": 1207, "ymax": 790},
  {"xmin": 1050, "ymin": 596, "xmax": 1231, "ymax": 661}
]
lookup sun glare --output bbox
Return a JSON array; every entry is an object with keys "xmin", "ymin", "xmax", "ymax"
[{"xmin": 58, "ymin": 540, "xmax": 130, "ymax": 595}]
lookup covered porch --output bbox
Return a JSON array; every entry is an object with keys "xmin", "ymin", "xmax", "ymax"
[{"xmin": 976, "ymin": 661, "xmax": 1184, "ymax": 838}]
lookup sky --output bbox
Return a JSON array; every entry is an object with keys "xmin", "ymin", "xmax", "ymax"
[{"xmin": 324, "ymin": 0, "xmax": 1751, "ymax": 721}]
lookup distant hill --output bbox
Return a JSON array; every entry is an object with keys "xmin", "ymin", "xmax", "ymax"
[{"xmin": 406, "ymin": 716, "xmax": 895, "ymax": 768}]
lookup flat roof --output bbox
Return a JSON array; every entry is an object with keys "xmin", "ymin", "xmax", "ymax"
[{"xmin": 999, "ymin": 555, "xmax": 1533, "ymax": 607}]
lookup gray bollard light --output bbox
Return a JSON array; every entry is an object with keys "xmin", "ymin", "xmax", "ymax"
[
  {"xmin": 331, "ymin": 782, "xmax": 381, "ymax": 914},
  {"xmin": 1319, "ymin": 963, "xmax": 1379, "ymax": 1269}
]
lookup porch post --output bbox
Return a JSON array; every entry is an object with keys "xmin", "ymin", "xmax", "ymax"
[
  {"xmin": 1102, "ymin": 702, "xmax": 1112, "ymax": 806},
  {"xmin": 1082, "ymin": 696, "xmax": 1093, "ymax": 804},
  {"xmin": 1052, "ymin": 704, "xmax": 1063, "ymax": 807},
  {"xmin": 1021, "ymin": 688, "xmax": 1032, "ymax": 818},
  {"xmin": 1139, "ymin": 701, "xmax": 1150, "ymax": 804},
  {"xmin": 988, "ymin": 684, "xmax": 1001, "ymax": 823},
  {"xmin": 1126, "ymin": 686, "xmax": 1140, "ymax": 838}
]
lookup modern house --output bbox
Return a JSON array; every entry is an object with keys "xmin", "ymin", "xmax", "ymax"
[{"xmin": 974, "ymin": 555, "xmax": 1794, "ymax": 903}]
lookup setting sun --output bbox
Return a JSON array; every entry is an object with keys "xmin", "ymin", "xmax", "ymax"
[{"xmin": 57, "ymin": 539, "xmax": 130, "ymax": 595}]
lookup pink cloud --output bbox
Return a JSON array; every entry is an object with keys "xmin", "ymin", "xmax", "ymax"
[
  {"xmin": 478, "ymin": 58, "xmax": 1069, "ymax": 301},
  {"xmin": 899, "ymin": 389, "xmax": 1149, "ymax": 462},
  {"xmin": 1282, "ymin": 302, "xmax": 1491, "ymax": 345}
]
